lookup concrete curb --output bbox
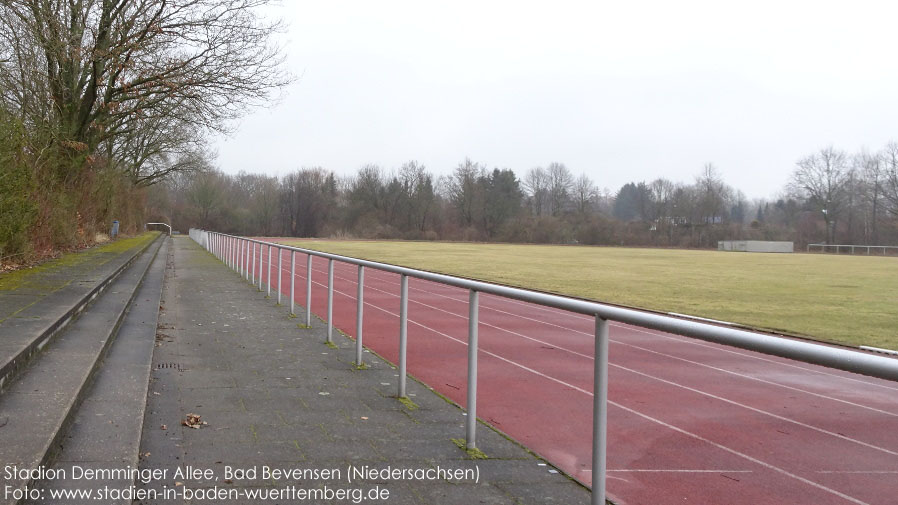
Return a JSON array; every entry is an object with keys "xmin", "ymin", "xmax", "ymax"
[{"xmin": 0, "ymin": 234, "xmax": 161, "ymax": 392}]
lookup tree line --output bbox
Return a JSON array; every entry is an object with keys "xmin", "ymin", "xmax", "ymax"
[{"xmin": 150, "ymin": 143, "xmax": 898, "ymax": 248}]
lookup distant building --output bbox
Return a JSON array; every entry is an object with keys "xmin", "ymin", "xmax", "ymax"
[{"xmin": 718, "ymin": 240, "xmax": 794, "ymax": 253}]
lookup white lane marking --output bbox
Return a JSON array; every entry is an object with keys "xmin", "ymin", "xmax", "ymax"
[
  {"xmin": 299, "ymin": 262, "xmax": 898, "ymax": 427},
  {"xmin": 305, "ymin": 276, "xmax": 594, "ymax": 396},
  {"xmin": 610, "ymin": 324, "xmax": 898, "ymax": 393},
  {"xmin": 325, "ymin": 259, "xmax": 898, "ymax": 392},
  {"xmin": 816, "ymin": 471, "xmax": 898, "ymax": 474},
  {"xmin": 354, "ymin": 267, "xmax": 898, "ymax": 413},
  {"xmin": 608, "ymin": 469, "xmax": 753, "ymax": 473},
  {"xmin": 611, "ymin": 400, "xmax": 872, "ymax": 505},
  {"xmin": 262, "ymin": 249, "xmax": 871, "ymax": 505},
  {"xmin": 611, "ymin": 362, "xmax": 898, "ymax": 457},
  {"xmin": 611, "ymin": 340, "xmax": 898, "ymax": 418}
]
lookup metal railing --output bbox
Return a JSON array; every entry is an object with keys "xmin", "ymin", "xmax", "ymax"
[
  {"xmin": 807, "ymin": 243, "xmax": 898, "ymax": 255},
  {"xmin": 190, "ymin": 229, "xmax": 898, "ymax": 505},
  {"xmin": 147, "ymin": 222, "xmax": 173, "ymax": 236}
]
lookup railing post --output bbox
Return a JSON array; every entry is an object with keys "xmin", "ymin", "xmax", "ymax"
[
  {"xmin": 356, "ymin": 265, "xmax": 365, "ymax": 366},
  {"xmin": 326, "ymin": 259, "xmax": 334, "ymax": 343},
  {"xmin": 466, "ymin": 289, "xmax": 479, "ymax": 449},
  {"xmin": 398, "ymin": 274, "xmax": 409, "ymax": 398},
  {"xmin": 592, "ymin": 316, "xmax": 609, "ymax": 505},
  {"xmin": 306, "ymin": 254, "xmax": 312, "ymax": 327},
  {"xmin": 267, "ymin": 244, "xmax": 272, "ymax": 297},
  {"xmin": 277, "ymin": 247, "xmax": 283, "ymax": 305},
  {"xmin": 259, "ymin": 244, "xmax": 264, "ymax": 290},
  {"xmin": 244, "ymin": 240, "xmax": 249, "ymax": 280},
  {"xmin": 290, "ymin": 250, "xmax": 296, "ymax": 315},
  {"xmin": 251, "ymin": 242, "xmax": 256, "ymax": 285}
]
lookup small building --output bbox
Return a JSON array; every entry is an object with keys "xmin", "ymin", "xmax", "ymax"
[{"xmin": 718, "ymin": 240, "xmax": 794, "ymax": 253}]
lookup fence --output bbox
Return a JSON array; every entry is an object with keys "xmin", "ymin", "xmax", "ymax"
[
  {"xmin": 190, "ymin": 229, "xmax": 898, "ymax": 505},
  {"xmin": 147, "ymin": 222, "xmax": 172, "ymax": 236},
  {"xmin": 807, "ymin": 243, "xmax": 898, "ymax": 255}
]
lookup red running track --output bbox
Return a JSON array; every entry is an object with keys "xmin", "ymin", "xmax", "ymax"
[{"xmin": 242, "ymin": 241, "xmax": 898, "ymax": 505}]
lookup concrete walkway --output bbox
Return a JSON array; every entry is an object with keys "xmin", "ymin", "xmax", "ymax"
[{"xmin": 136, "ymin": 237, "xmax": 593, "ymax": 504}]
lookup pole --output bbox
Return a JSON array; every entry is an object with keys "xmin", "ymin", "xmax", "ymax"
[
  {"xmin": 466, "ymin": 289, "xmax": 479, "ymax": 448},
  {"xmin": 356, "ymin": 265, "xmax": 365, "ymax": 366},
  {"xmin": 591, "ymin": 317, "xmax": 609, "ymax": 505},
  {"xmin": 398, "ymin": 274, "xmax": 409, "ymax": 397}
]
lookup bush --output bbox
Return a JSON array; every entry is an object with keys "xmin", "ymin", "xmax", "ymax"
[{"xmin": 0, "ymin": 114, "xmax": 36, "ymax": 261}]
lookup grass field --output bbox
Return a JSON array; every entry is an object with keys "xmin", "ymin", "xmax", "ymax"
[{"xmin": 278, "ymin": 239, "xmax": 898, "ymax": 350}]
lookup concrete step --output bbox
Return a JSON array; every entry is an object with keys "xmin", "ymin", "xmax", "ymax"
[
  {"xmin": 0, "ymin": 236, "xmax": 160, "ymax": 393},
  {"xmin": 24, "ymin": 238, "xmax": 169, "ymax": 505},
  {"xmin": 0, "ymin": 237, "xmax": 165, "ymax": 505}
]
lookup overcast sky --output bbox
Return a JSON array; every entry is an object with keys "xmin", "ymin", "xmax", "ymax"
[{"xmin": 212, "ymin": 0, "xmax": 898, "ymax": 200}]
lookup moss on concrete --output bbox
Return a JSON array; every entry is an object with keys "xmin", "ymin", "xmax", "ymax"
[
  {"xmin": 450, "ymin": 438, "xmax": 488, "ymax": 459},
  {"xmin": 0, "ymin": 232, "xmax": 157, "ymax": 292},
  {"xmin": 397, "ymin": 396, "xmax": 419, "ymax": 410}
]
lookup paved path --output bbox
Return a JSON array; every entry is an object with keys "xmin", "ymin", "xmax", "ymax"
[
  {"xmin": 135, "ymin": 237, "xmax": 592, "ymax": 505},
  {"xmin": 247, "ymin": 239, "xmax": 898, "ymax": 505}
]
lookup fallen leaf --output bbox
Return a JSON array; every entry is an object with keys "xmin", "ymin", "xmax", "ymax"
[
  {"xmin": 160, "ymin": 424, "xmax": 167, "ymax": 430},
  {"xmin": 182, "ymin": 413, "xmax": 208, "ymax": 429}
]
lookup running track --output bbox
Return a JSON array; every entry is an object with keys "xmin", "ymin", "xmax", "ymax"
[{"xmin": 243, "ymin": 241, "xmax": 898, "ymax": 505}]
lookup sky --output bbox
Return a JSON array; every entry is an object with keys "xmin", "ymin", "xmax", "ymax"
[{"xmin": 212, "ymin": 0, "xmax": 898, "ymax": 200}]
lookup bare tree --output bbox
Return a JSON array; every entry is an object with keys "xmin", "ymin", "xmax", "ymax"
[
  {"xmin": 523, "ymin": 167, "xmax": 549, "ymax": 216},
  {"xmin": 0, "ymin": 0, "xmax": 289, "ymax": 181},
  {"xmin": 790, "ymin": 146, "xmax": 849, "ymax": 243},
  {"xmin": 188, "ymin": 170, "xmax": 225, "ymax": 228},
  {"xmin": 881, "ymin": 141, "xmax": 898, "ymax": 219},
  {"xmin": 398, "ymin": 161, "xmax": 436, "ymax": 232},
  {"xmin": 281, "ymin": 168, "xmax": 336, "ymax": 237},
  {"xmin": 694, "ymin": 163, "xmax": 730, "ymax": 225},
  {"xmin": 573, "ymin": 173, "xmax": 597, "ymax": 215},
  {"xmin": 858, "ymin": 150, "xmax": 884, "ymax": 243},
  {"xmin": 102, "ymin": 114, "xmax": 214, "ymax": 186},
  {"xmin": 546, "ymin": 162, "xmax": 574, "ymax": 216},
  {"xmin": 445, "ymin": 158, "xmax": 485, "ymax": 227}
]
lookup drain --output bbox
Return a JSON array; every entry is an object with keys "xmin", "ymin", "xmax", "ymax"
[{"xmin": 155, "ymin": 362, "xmax": 181, "ymax": 370}]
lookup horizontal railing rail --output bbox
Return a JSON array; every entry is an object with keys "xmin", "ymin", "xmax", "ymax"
[
  {"xmin": 147, "ymin": 222, "xmax": 172, "ymax": 236},
  {"xmin": 807, "ymin": 243, "xmax": 898, "ymax": 254},
  {"xmin": 190, "ymin": 229, "xmax": 898, "ymax": 505}
]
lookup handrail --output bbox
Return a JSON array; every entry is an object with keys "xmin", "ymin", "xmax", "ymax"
[
  {"xmin": 190, "ymin": 229, "xmax": 898, "ymax": 505},
  {"xmin": 146, "ymin": 222, "xmax": 172, "ymax": 236},
  {"xmin": 202, "ymin": 231, "xmax": 898, "ymax": 380}
]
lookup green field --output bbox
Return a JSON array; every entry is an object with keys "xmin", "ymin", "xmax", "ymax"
[{"xmin": 279, "ymin": 239, "xmax": 898, "ymax": 349}]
